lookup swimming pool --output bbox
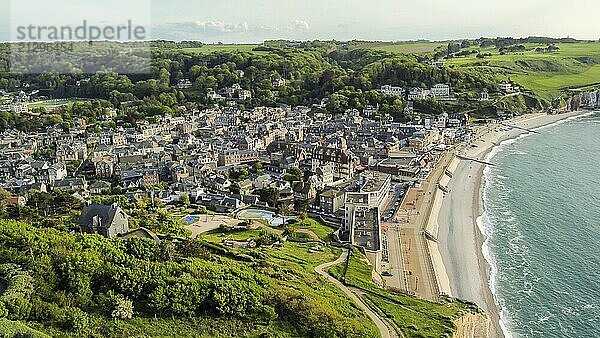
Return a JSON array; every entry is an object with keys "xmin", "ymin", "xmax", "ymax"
[
  {"xmin": 237, "ymin": 209, "xmax": 295, "ymax": 227},
  {"xmin": 183, "ymin": 215, "xmax": 199, "ymax": 224}
]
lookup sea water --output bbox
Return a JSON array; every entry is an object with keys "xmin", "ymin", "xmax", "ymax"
[{"xmin": 479, "ymin": 112, "xmax": 600, "ymax": 337}]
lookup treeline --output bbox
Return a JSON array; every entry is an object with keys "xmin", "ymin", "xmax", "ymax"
[{"xmin": 0, "ymin": 39, "xmax": 541, "ymax": 130}]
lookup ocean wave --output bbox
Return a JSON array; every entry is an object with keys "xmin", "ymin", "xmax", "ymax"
[{"xmin": 531, "ymin": 111, "xmax": 597, "ymax": 133}]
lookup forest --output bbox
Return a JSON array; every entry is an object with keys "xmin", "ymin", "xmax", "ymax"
[{"xmin": 0, "ymin": 39, "xmax": 528, "ymax": 133}]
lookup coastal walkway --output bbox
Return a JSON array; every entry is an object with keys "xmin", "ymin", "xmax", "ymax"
[
  {"xmin": 385, "ymin": 150, "xmax": 456, "ymax": 302},
  {"xmin": 315, "ymin": 250, "xmax": 399, "ymax": 338}
]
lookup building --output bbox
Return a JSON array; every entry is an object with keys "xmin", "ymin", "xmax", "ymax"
[
  {"xmin": 430, "ymin": 84, "xmax": 450, "ymax": 98},
  {"xmin": 407, "ymin": 87, "xmax": 429, "ymax": 101},
  {"xmin": 380, "ymin": 85, "xmax": 405, "ymax": 97},
  {"xmin": 499, "ymin": 83, "xmax": 513, "ymax": 92},
  {"xmin": 479, "ymin": 91, "xmax": 490, "ymax": 101},
  {"xmin": 77, "ymin": 204, "xmax": 129, "ymax": 238},
  {"xmin": 319, "ymin": 189, "xmax": 345, "ymax": 214},
  {"xmin": 341, "ymin": 172, "xmax": 391, "ymax": 272},
  {"xmin": 177, "ymin": 79, "xmax": 193, "ymax": 89},
  {"xmin": 217, "ymin": 149, "xmax": 260, "ymax": 166},
  {"xmin": 311, "ymin": 147, "xmax": 358, "ymax": 181},
  {"xmin": 362, "ymin": 104, "xmax": 379, "ymax": 117}
]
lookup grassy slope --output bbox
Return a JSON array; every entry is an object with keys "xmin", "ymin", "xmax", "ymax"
[
  {"xmin": 329, "ymin": 249, "xmax": 478, "ymax": 338},
  {"xmin": 15, "ymin": 219, "xmax": 378, "ymax": 338},
  {"xmin": 198, "ymin": 221, "xmax": 380, "ymax": 338},
  {"xmin": 0, "ymin": 318, "xmax": 51, "ymax": 338},
  {"xmin": 445, "ymin": 41, "xmax": 600, "ymax": 101}
]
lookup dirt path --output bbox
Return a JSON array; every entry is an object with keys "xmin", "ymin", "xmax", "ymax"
[{"xmin": 315, "ymin": 250, "xmax": 399, "ymax": 338}]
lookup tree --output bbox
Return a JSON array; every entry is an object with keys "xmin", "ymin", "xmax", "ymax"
[
  {"xmin": 111, "ymin": 297, "xmax": 134, "ymax": 320},
  {"xmin": 283, "ymin": 166, "xmax": 303, "ymax": 182},
  {"xmin": 256, "ymin": 188, "xmax": 279, "ymax": 207}
]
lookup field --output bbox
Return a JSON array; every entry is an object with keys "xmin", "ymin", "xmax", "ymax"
[
  {"xmin": 352, "ymin": 41, "xmax": 445, "ymax": 54},
  {"xmin": 28, "ymin": 98, "xmax": 86, "ymax": 110},
  {"xmin": 446, "ymin": 41, "xmax": 600, "ymax": 100},
  {"xmin": 181, "ymin": 44, "xmax": 264, "ymax": 54}
]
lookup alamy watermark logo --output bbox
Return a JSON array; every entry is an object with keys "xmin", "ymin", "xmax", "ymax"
[{"xmin": 6, "ymin": 0, "xmax": 153, "ymax": 74}]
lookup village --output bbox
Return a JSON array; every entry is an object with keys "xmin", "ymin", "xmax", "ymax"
[{"xmin": 0, "ymin": 79, "xmax": 485, "ymax": 278}]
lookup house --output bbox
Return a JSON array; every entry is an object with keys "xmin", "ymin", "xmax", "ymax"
[
  {"xmin": 217, "ymin": 149, "xmax": 259, "ymax": 166},
  {"xmin": 293, "ymin": 181, "xmax": 317, "ymax": 200},
  {"xmin": 237, "ymin": 179, "xmax": 253, "ymax": 195},
  {"xmin": 89, "ymin": 180, "xmax": 111, "ymax": 194},
  {"xmin": 238, "ymin": 90, "xmax": 252, "ymax": 101},
  {"xmin": 380, "ymin": 85, "xmax": 405, "ymax": 97},
  {"xmin": 363, "ymin": 104, "xmax": 379, "ymax": 117},
  {"xmin": 272, "ymin": 78, "xmax": 286, "ymax": 87},
  {"xmin": 77, "ymin": 204, "xmax": 129, "ymax": 238},
  {"xmin": 177, "ymin": 79, "xmax": 193, "ymax": 89},
  {"xmin": 479, "ymin": 92, "xmax": 490, "ymax": 101},
  {"xmin": 3, "ymin": 196, "xmax": 27, "ymax": 207},
  {"xmin": 311, "ymin": 147, "xmax": 358, "ymax": 181},
  {"xmin": 315, "ymin": 164, "xmax": 334, "ymax": 187},
  {"xmin": 319, "ymin": 189, "xmax": 345, "ymax": 214},
  {"xmin": 407, "ymin": 87, "xmax": 429, "ymax": 100},
  {"xmin": 93, "ymin": 157, "xmax": 115, "ymax": 178},
  {"xmin": 499, "ymin": 83, "xmax": 512, "ymax": 92},
  {"xmin": 53, "ymin": 177, "xmax": 88, "ymax": 192},
  {"xmin": 430, "ymin": 84, "xmax": 450, "ymax": 98}
]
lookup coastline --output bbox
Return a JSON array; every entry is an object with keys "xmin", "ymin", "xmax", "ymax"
[{"xmin": 434, "ymin": 111, "xmax": 588, "ymax": 338}]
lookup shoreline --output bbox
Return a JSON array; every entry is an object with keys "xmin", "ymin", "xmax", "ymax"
[{"xmin": 434, "ymin": 111, "xmax": 588, "ymax": 338}]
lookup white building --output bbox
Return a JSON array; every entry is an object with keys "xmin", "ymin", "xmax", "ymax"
[
  {"xmin": 408, "ymin": 87, "xmax": 429, "ymax": 101},
  {"xmin": 499, "ymin": 83, "xmax": 513, "ymax": 92},
  {"xmin": 10, "ymin": 102, "xmax": 28, "ymax": 114},
  {"xmin": 380, "ymin": 85, "xmax": 405, "ymax": 97},
  {"xmin": 430, "ymin": 84, "xmax": 450, "ymax": 98},
  {"xmin": 238, "ymin": 90, "xmax": 252, "ymax": 101},
  {"xmin": 177, "ymin": 79, "xmax": 193, "ymax": 89},
  {"xmin": 479, "ymin": 92, "xmax": 490, "ymax": 101}
]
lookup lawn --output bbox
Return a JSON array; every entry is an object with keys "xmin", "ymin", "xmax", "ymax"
[
  {"xmin": 181, "ymin": 44, "xmax": 264, "ymax": 54},
  {"xmin": 28, "ymin": 98, "xmax": 86, "ymax": 110},
  {"xmin": 293, "ymin": 217, "xmax": 336, "ymax": 241},
  {"xmin": 352, "ymin": 41, "xmax": 445, "ymax": 54}
]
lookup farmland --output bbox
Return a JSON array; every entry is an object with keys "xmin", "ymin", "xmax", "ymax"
[
  {"xmin": 351, "ymin": 41, "xmax": 445, "ymax": 54},
  {"xmin": 445, "ymin": 41, "xmax": 600, "ymax": 100}
]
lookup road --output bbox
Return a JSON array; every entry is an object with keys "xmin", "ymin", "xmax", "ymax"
[{"xmin": 315, "ymin": 250, "xmax": 399, "ymax": 338}]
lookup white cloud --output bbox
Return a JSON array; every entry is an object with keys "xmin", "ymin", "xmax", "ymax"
[
  {"xmin": 195, "ymin": 20, "xmax": 249, "ymax": 34},
  {"xmin": 293, "ymin": 19, "xmax": 310, "ymax": 31}
]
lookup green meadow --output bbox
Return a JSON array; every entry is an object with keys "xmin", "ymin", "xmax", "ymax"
[
  {"xmin": 352, "ymin": 41, "xmax": 445, "ymax": 54},
  {"xmin": 28, "ymin": 98, "xmax": 86, "ymax": 110},
  {"xmin": 446, "ymin": 41, "xmax": 600, "ymax": 100}
]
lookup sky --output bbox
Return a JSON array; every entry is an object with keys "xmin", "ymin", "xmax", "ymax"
[{"xmin": 2, "ymin": 0, "xmax": 600, "ymax": 42}]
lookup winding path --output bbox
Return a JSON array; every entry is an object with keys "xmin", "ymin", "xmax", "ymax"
[{"xmin": 315, "ymin": 250, "xmax": 399, "ymax": 338}]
